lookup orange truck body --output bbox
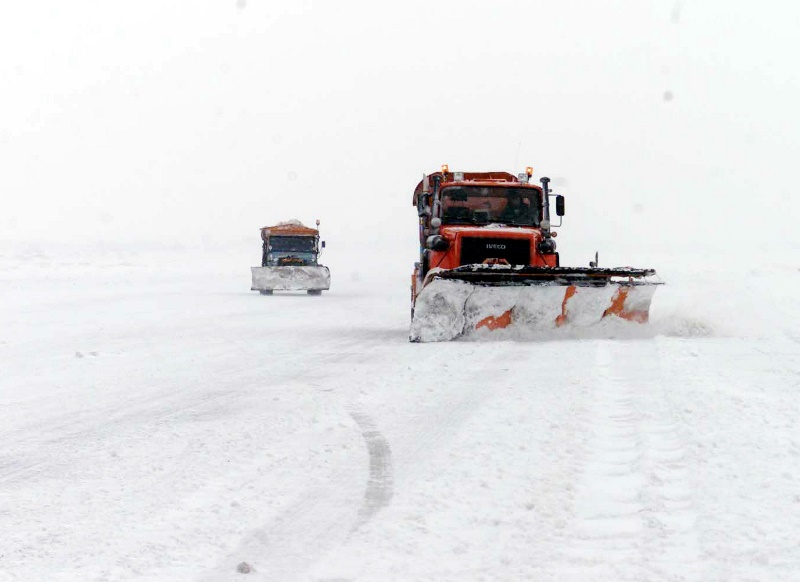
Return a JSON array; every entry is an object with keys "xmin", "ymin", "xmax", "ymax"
[
  {"xmin": 409, "ymin": 168, "xmax": 660, "ymax": 341},
  {"xmin": 411, "ymin": 170, "xmax": 557, "ymax": 303}
]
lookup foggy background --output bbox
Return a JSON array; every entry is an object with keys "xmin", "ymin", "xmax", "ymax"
[{"xmin": 2, "ymin": 0, "xmax": 799, "ymax": 269}]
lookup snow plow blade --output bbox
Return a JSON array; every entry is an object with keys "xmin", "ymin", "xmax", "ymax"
[
  {"xmin": 409, "ymin": 265, "xmax": 661, "ymax": 342},
  {"xmin": 251, "ymin": 266, "xmax": 331, "ymax": 293}
]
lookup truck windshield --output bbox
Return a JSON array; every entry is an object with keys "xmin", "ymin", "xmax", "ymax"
[
  {"xmin": 268, "ymin": 236, "xmax": 316, "ymax": 252},
  {"xmin": 440, "ymin": 186, "xmax": 540, "ymax": 227}
]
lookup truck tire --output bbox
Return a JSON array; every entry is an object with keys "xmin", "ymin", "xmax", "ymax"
[
  {"xmin": 259, "ymin": 290, "xmax": 273, "ymax": 295},
  {"xmin": 307, "ymin": 290, "xmax": 322, "ymax": 296}
]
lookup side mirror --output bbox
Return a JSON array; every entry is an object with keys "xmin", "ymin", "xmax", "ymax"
[
  {"xmin": 321, "ymin": 241, "xmax": 326, "ymax": 248},
  {"xmin": 555, "ymin": 195, "xmax": 565, "ymax": 217}
]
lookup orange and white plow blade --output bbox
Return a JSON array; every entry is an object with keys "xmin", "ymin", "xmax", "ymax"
[{"xmin": 410, "ymin": 280, "xmax": 658, "ymax": 342}]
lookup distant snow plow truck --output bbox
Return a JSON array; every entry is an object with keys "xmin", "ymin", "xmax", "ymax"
[
  {"xmin": 410, "ymin": 166, "xmax": 661, "ymax": 342},
  {"xmin": 251, "ymin": 220, "xmax": 330, "ymax": 295}
]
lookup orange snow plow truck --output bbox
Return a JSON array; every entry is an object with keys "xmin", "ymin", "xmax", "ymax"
[{"xmin": 409, "ymin": 166, "xmax": 661, "ymax": 342}]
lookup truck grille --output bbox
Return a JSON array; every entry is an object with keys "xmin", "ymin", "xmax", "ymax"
[{"xmin": 460, "ymin": 237, "xmax": 530, "ymax": 266}]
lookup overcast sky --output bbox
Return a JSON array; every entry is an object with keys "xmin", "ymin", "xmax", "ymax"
[{"xmin": 2, "ymin": 1, "xmax": 799, "ymax": 263}]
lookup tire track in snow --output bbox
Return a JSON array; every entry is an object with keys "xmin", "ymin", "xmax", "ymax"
[
  {"xmin": 640, "ymin": 338, "xmax": 699, "ymax": 579},
  {"xmin": 348, "ymin": 410, "xmax": 394, "ymax": 529},
  {"xmin": 563, "ymin": 339, "xmax": 700, "ymax": 580},
  {"xmin": 201, "ymin": 408, "xmax": 392, "ymax": 581},
  {"xmin": 204, "ymin": 343, "xmax": 504, "ymax": 581}
]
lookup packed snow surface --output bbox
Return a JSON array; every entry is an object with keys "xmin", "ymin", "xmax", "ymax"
[{"xmin": 1, "ymin": 244, "xmax": 799, "ymax": 581}]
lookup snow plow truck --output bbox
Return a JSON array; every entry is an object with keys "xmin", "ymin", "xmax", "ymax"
[
  {"xmin": 251, "ymin": 220, "xmax": 330, "ymax": 295},
  {"xmin": 410, "ymin": 166, "xmax": 661, "ymax": 342}
]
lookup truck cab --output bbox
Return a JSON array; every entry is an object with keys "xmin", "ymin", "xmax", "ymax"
[
  {"xmin": 251, "ymin": 220, "xmax": 331, "ymax": 295},
  {"xmin": 262, "ymin": 232, "xmax": 322, "ymax": 267},
  {"xmin": 412, "ymin": 168, "xmax": 563, "ymax": 299}
]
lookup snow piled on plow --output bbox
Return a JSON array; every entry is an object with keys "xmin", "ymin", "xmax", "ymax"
[
  {"xmin": 250, "ymin": 265, "xmax": 330, "ymax": 291},
  {"xmin": 410, "ymin": 279, "xmax": 658, "ymax": 342},
  {"xmin": 409, "ymin": 280, "xmax": 473, "ymax": 342}
]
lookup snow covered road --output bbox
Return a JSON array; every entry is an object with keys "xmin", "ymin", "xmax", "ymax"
[{"xmin": 1, "ymin": 246, "xmax": 799, "ymax": 581}]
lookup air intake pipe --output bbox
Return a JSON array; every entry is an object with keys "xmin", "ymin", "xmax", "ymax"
[
  {"xmin": 540, "ymin": 176, "xmax": 552, "ymax": 231},
  {"xmin": 538, "ymin": 177, "xmax": 556, "ymax": 254},
  {"xmin": 431, "ymin": 175, "xmax": 442, "ymax": 235}
]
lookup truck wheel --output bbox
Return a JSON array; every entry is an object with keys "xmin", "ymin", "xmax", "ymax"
[
  {"xmin": 307, "ymin": 290, "xmax": 322, "ymax": 296},
  {"xmin": 259, "ymin": 290, "xmax": 273, "ymax": 295}
]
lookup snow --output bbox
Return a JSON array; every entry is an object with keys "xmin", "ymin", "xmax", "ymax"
[
  {"xmin": 1, "ymin": 243, "xmax": 799, "ymax": 581},
  {"xmin": 410, "ymin": 279, "xmax": 659, "ymax": 342},
  {"xmin": 250, "ymin": 266, "xmax": 331, "ymax": 292}
]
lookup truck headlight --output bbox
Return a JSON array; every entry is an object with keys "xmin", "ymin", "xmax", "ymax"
[
  {"xmin": 426, "ymin": 235, "xmax": 449, "ymax": 251},
  {"xmin": 537, "ymin": 239, "xmax": 556, "ymax": 254}
]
